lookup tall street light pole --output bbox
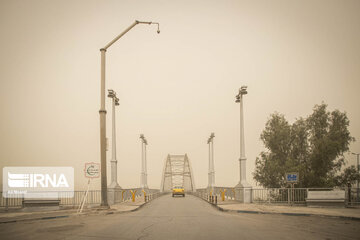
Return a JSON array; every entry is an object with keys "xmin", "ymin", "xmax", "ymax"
[
  {"xmin": 108, "ymin": 90, "xmax": 120, "ymax": 189},
  {"xmin": 235, "ymin": 86, "xmax": 252, "ymax": 202},
  {"xmin": 207, "ymin": 133, "xmax": 215, "ymax": 190},
  {"xmin": 352, "ymin": 152, "xmax": 360, "ymax": 202},
  {"xmin": 99, "ymin": 20, "xmax": 160, "ymax": 207},
  {"xmin": 140, "ymin": 134, "xmax": 148, "ymax": 189}
]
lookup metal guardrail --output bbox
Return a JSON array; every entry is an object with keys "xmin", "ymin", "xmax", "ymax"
[
  {"xmin": 192, "ymin": 191, "xmax": 218, "ymax": 205},
  {"xmin": 195, "ymin": 187, "xmax": 360, "ymax": 205},
  {"xmin": 0, "ymin": 188, "xmax": 161, "ymax": 209}
]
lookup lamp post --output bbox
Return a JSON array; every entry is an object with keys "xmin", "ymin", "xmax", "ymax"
[
  {"xmin": 107, "ymin": 89, "xmax": 121, "ymax": 189},
  {"xmin": 140, "ymin": 134, "xmax": 148, "ymax": 189},
  {"xmin": 352, "ymin": 152, "xmax": 360, "ymax": 202},
  {"xmin": 235, "ymin": 86, "xmax": 251, "ymax": 202},
  {"xmin": 207, "ymin": 133, "xmax": 215, "ymax": 190},
  {"xmin": 99, "ymin": 20, "xmax": 160, "ymax": 206}
]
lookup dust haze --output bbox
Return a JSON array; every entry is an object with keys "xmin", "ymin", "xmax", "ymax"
[{"xmin": 0, "ymin": 0, "xmax": 359, "ymax": 190}]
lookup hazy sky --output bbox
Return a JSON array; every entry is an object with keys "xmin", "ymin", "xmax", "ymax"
[{"xmin": 0, "ymin": 0, "xmax": 359, "ymax": 190}]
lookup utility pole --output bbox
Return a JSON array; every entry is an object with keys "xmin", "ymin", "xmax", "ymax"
[
  {"xmin": 99, "ymin": 20, "xmax": 160, "ymax": 206},
  {"xmin": 352, "ymin": 152, "xmax": 360, "ymax": 202}
]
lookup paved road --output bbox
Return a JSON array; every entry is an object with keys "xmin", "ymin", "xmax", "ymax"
[{"xmin": 0, "ymin": 194, "xmax": 359, "ymax": 240}]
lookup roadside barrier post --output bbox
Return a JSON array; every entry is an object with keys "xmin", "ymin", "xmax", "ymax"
[
  {"xmin": 220, "ymin": 189, "xmax": 226, "ymax": 201},
  {"xmin": 122, "ymin": 190, "xmax": 126, "ymax": 202},
  {"xmin": 130, "ymin": 190, "xmax": 137, "ymax": 202},
  {"xmin": 142, "ymin": 189, "xmax": 147, "ymax": 202},
  {"xmin": 288, "ymin": 188, "xmax": 290, "ymax": 205},
  {"xmin": 5, "ymin": 196, "xmax": 8, "ymax": 211}
]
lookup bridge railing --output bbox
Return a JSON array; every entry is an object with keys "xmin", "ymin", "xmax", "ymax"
[
  {"xmin": 0, "ymin": 188, "xmax": 162, "ymax": 209},
  {"xmin": 112, "ymin": 188, "xmax": 162, "ymax": 204},
  {"xmin": 194, "ymin": 187, "xmax": 360, "ymax": 205}
]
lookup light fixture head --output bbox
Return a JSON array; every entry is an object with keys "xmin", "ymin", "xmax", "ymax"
[
  {"xmin": 239, "ymin": 86, "xmax": 248, "ymax": 95},
  {"xmin": 108, "ymin": 89, "xmax": 115, "ymax": 98},
  {"xmin": 153, "ymin": 22, "xmax": 160, "ymax": 34}
]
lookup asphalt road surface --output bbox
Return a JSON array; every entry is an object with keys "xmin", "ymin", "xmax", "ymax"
[{"xmin": 0, "ymin": 194, "xmax": 359, "ymax": 240}]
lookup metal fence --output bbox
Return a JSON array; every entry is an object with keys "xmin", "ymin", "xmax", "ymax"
[
  {"xmin": 252, "ymin": 188, "xmax": 309, "ymax": 204},
  {"xmin": 347, "ymin": 187, "xmax": 360, "ymax": 206},
  {"xmin": 195, "ymin": 187, "xmax": 360, "ymax": 205},
  {"xmin": 0, "ymin": 188, "xmax": 161, "ymax": 209}
]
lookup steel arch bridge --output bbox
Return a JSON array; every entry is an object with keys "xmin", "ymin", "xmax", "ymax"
[{"xmin": 160, "ymin": 154, "xmax": 196, "ymax": 192}]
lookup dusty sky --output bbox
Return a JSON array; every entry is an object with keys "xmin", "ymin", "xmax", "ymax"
[{"xmin": 0, "ymin": 0, "xmax": 359, "ymax": 190}]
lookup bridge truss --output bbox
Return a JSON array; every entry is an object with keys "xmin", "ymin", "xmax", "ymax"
[{"xmin": 160, "ymin": 154, "xmax": 196, "ymax": 192}]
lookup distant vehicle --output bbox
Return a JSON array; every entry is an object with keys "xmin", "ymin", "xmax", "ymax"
[{"xmin": 172, "ymin": 186, "xmax": 185, "ymax": 197}]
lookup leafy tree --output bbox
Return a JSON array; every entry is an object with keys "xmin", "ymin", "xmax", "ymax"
[
  {"xmin": 253, "ymin": 113, "xmax": 291, "ymax": 187},
  {"xmin": 253, "ymin": 103, "xmax": 354, "ymax": 188},
  {"xmin": 334, "ymin": 166, "xmax": 360, "ymax": 187}
]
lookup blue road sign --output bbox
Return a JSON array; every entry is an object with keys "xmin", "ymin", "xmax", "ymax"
[{"xmin": 286, "ymin": 173, "xmax": 298, "ymax": 183}]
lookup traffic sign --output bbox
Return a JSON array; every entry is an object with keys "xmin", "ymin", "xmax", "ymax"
[
  {"xmin": 84, "ymin": 162, "xmax": 100, "ymax": 178},
  {"xmin": 286, "ymin": 172, "xmax": 299, "ymax": 183}
]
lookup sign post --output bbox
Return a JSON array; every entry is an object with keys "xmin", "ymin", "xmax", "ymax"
[
  {"xmin": 78, "ymin": 163, "xmax": 100, "ymax": 213},
  {"xmin": 286, "ymin": 172, "xmax": 299, "ymax": 205}
]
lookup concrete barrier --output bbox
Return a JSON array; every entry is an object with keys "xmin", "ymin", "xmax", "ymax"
[
  {"xmin": 22, "ymin": 199, "xmax": 61, "ymax": 211},
  {"xmin": 306, "ymin": 190, "xmax": 345, "ymax": 207}
]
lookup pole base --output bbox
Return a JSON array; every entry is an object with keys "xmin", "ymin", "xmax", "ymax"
[
  {"xmin": 235, "ymin": 181, "xmax": 251, "ymax": 188},
  {"xmin": 107, "ymin": 185, "xmax": 122, "ymax": 205},
  {"xmin": 108, "ymin": 182, "xmax": 121, "ymax": 189},
  {"xmin": 234, "ymin": 182, "xmax": 252, "ymax": 203},
  {"xmin": 98, "ymin": 204, "xmax": 110, "ymax": 209}
]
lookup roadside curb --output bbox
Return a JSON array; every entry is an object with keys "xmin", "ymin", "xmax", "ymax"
[
  {"xmin": 104, "ymin": 201, "xmax": 148, "ymax": 215},
  {"xmin": 215, "ymin": 205, "xmax": 360, "ymax": 221},
  {"xmin": 192, "ymin": 195, "xmax": 360, "ymax": 221},
  {"xmin": 0, "ymin": 200, "xmax": 152, "ymax": 224},
  {"xmin": 104, "ymin": 195, "xmax": 167, "ymax": 215},
  {"xmin": 0, "ymin": 215, "xmax": 70, "ymax": 224}
]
